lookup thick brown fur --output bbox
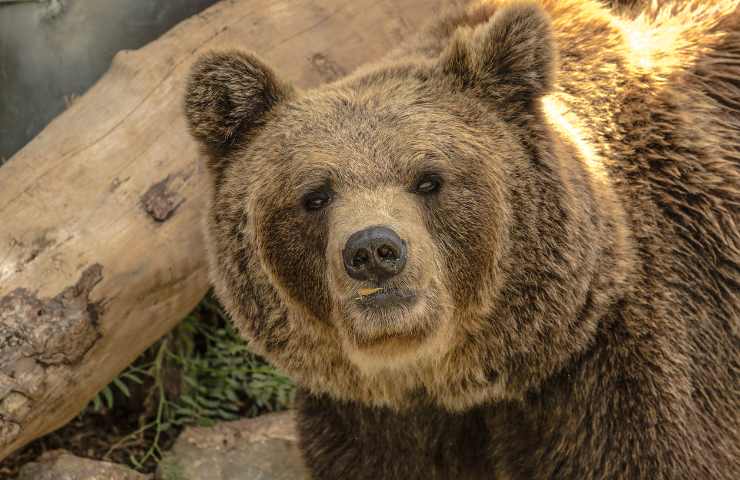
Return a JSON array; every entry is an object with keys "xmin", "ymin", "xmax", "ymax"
[{"xmin": 185, "ymin": 0, "xmax": 739, "ymax": 478}]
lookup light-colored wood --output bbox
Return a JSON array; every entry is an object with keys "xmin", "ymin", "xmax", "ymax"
[{"xmin": 0, "ymin": 0, "xmax": 444, "ymax": 460}]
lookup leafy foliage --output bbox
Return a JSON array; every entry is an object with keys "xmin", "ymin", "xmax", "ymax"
[{"xmin": 87, "ymin": 294, "xmax": 295, "ymax": 469}]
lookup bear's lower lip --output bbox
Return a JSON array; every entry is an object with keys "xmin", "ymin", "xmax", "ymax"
[{"xmin": 357, "ymin": 288, "xmax": 417, "ymax": 309}]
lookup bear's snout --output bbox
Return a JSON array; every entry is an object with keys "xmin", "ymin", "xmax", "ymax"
[{"xmin": 342, "ymin": 226, "xmax": 407, "ymax": 282}]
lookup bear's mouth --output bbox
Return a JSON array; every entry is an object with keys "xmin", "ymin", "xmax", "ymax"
[
  {"xmin": 339, "ymin": 283, "xmax": 445, "ymax": 364},
  {"xmin": 339, "ymin": 284, "xmax": 438, "ymax": 347},
  {"xmin": 355, "ymin": 287, "xmax": 417, "ymax": 310}
]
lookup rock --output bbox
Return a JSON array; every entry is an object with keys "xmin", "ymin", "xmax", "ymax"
[
  {"xmin": 17, "ymin": 449, "xmax": 151, "ymax": 480},
  {"xmin": 157, "ymin": 411, "xmax": 309, "ymax": 480}
]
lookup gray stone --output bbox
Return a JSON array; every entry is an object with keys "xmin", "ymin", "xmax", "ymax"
[
  {"xmin": 17, "ymin": 449, "xmax": 151, "ymax": 480},
  {"xmin": 157, "ymin": 411, "xmax": 310, "ymax": 480}
]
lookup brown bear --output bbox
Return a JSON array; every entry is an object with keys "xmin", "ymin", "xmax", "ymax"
[{"xmin": 184, "ymin": 0, "xmax": 739, "ymax": 478}]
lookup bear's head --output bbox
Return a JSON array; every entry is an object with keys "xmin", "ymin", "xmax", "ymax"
[{"xmin": 185, "ymin": 2, "xmax": 631, "ymax": 410}]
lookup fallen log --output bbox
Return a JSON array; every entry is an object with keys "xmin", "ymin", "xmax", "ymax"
[{"xmin": 0, "ymin": 0, "xmax": 443, "ymax": 460}]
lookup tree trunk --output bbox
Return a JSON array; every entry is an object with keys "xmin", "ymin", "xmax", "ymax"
[{"xmin": 0, "ymin": 0, "xmax": 443, "ymax": 460}]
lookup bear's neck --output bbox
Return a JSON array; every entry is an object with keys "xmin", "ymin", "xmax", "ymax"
[
  {"xmin": 493, "ymin": 0, "xmax": 656, "ymax": 396},
  {"xmin": 489, "ymin": 96, "xmax": 637, "ymax": 399}
]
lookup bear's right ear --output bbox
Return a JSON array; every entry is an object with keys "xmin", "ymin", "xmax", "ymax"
[
  {"xmin": 439, "ymin": 1, "xmax": 555, "ymax": 117},
  {"xmin": 185, "ymin": 51, "xmax": 294, "ymax": 163}
]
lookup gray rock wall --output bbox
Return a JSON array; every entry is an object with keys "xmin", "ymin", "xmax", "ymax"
[{"xmin": 0, "ymin": 0, "xmax": 218, "ymax": 163}]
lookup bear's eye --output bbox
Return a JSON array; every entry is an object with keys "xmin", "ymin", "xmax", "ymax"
[
  {"xmin": 414, "ymin": 174, "xmax": 443, "ymax": 195},
  {"xmin": 303, "ymin": 190, "xmax": 332, "ymax": 211}
]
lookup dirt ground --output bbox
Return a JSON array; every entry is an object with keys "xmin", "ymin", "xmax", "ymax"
[{"xmin": 1, "ymin": 408, "xmax": 180, "ymax": 478}]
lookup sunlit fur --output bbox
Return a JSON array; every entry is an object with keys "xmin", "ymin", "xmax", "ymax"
[{"xmin": 185, "ymin": 0, "xmax": 739, "ymax": 478}]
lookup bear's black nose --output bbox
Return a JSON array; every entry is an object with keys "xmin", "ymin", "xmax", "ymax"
[{"xmin": 343, "ymin": 226, "xmax": 407, "ymax": 282}]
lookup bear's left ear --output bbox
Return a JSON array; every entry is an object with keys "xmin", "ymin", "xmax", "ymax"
[
  {"xmin": 439, "ymin": 1, "xmax": 556, "ymax": 114},
  {"xmin": 185, "ymin": 50, "xmax": 294, "ymax": 162}
]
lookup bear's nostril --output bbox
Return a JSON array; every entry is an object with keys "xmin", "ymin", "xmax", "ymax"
[
  {"xmin": 353, "ymin": 248, "xmax": 370, "ymax": 267},
  {"xmin": 377, "ymin": 245, "xmax": 397, "ymax": 260}
]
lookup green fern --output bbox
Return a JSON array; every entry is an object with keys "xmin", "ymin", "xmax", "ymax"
[{"xmin": 85, "ymin": 293, "xmax": 296, "ymax": 469}]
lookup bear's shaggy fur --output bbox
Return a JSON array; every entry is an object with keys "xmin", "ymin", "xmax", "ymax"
[{"xmin": 185, "ymin": 0, "xmax": 739, "ymax": 478}]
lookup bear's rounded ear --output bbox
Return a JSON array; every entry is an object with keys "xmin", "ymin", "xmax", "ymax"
[
  {"xmin": 439, "ymin": 1, "xmax": 556, "ymax": 115},
  {"xmin": 184, "ymin": 50, "xmax": 294, "ymax": 161}
]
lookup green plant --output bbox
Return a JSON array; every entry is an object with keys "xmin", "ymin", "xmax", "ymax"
[
  {"xmin": 90, "ymin": 368, "xmax": 146, "ymax": 412},
  {"xmin": 87, "ymin": 294, "xmax": 296, "ymax": 469}
]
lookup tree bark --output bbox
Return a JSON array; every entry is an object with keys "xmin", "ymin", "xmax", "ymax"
[{"xmin": 0, "ymin": 0, "xmax": 443, "ymax": 460}]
